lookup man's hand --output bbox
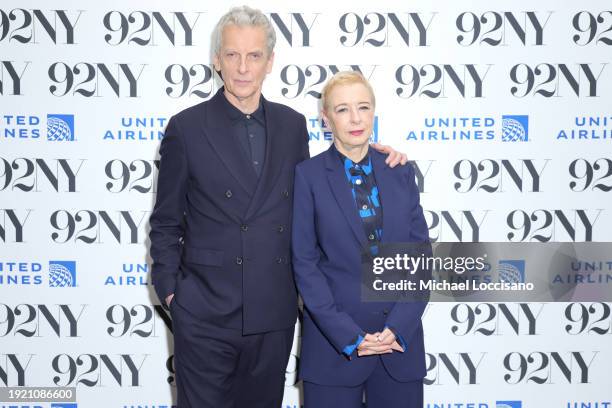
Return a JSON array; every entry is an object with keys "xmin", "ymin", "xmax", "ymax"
[
  {"xmin": 370, "ymin": 142, "xmax": 408, "ymax": 168},
  {"xmin": 165, "ymin": 293, "xmax": 174, "ymax": 308}
]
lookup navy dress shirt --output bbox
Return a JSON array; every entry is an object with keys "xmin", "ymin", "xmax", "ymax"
[{"xmin": 220, "ymin": 90, "xmax": 267, "ymax": 178}]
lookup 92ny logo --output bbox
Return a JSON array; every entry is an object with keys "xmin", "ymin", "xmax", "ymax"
[
  {"xmin": 506, "ymin": 209, "xmax": 601, "ymax": 242},
  {"xmin": 0, "ymin": 353, "xmax": 149, "ymax": 387},
  {"xmin": 572, "ymin": 11, "xmax": 612, "ymax": 46},
  {"xmin": 0, "ymin": 158, "xmax": 84, "ymax": 192},
  {"xmin": 565, "ymin": 303, "xmax": 612, "ymax": 335},
  {"xmin": 0, "ymin": 303, "xmax": 86, "ymax": 337},
  {"xmin": 0, "ymin": 9, "xmax": 82, "ymax": 44},
  {"xmin": 453, "ymin": 159, "xmax": 549, "ymax": 193},
  {"xmin": 164, "ymin": 64, "xmax": 214, "ymax": 98},
  {"xmin": 338, "ymin": 12, "xmax": 435, "ymax": 47},
  {"xmin": 0, "ymin": 209, "xmax": 31, "ymax": 243},
  {"xmin": 503, "ymin": 351, "xmax": 597, "ymax": 384},
  {"xmin": 102, "ymin": 11, "xmax": 203, "ymax": 46},
  {"xmin": 106, "ymin": 304, "xmax": 170, "ymax": 338},
  {"xmin": 0, "ymin": 61, "xmax": 29, "ymax": 96},
  {"xmin": 425, "ymin": 352, "xmax": 485, "ymax": 385},
  {"xmin": 280, "ymin": 64, "xmax": 376, "ymax": 99},
  {"xmin": 48, "ymin": 63, "xmax": 146, "ymax": 97},
  {"xmin": 568, "ymin": 158, "xmax": 612, "ymax": 192},
  {"xmin": 450, "ymin": 303, "xmax": 544, "ymax": 336},
  {"xmin": 104, "ymin": 159, "xmax": 159, "ymax": 193},
  {"xmin": 455, "ymin": 11, "xmax": 552, "ymax": 46},
  {"xmin": 50, "ymin": 210, "xmax": 150, "ymax": 244}
]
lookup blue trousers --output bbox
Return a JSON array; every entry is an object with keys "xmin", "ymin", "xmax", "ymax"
[{"xmin": 303, "ymin": 357, "xmax": 423, "ymax": 408}]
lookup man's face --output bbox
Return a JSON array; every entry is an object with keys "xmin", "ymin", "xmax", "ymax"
[{"xmin": 213, "ymin": 24, "xmax": 274, "ymax": 108}]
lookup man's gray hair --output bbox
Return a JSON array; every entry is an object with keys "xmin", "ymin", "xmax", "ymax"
[{"xmin": 211, "ymin": 6, "xmax": 276, "ymax": 56}]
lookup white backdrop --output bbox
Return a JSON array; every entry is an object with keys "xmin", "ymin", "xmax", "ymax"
[{"xmin": 1, "ymin": 0, "xmax": 611, "ymax": 407}]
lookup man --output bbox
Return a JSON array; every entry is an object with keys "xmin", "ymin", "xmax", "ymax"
[{"xmin": 149, "ymin": 6, "xmax": 407, "ymax": 408}]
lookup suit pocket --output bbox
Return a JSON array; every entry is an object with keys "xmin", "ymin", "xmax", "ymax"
[{"xmin": 183, "ymin": 246, "xmax": 224, "ymax": 267}]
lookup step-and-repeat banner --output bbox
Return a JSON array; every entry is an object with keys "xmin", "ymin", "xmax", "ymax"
[{"xmin": 1, "ymin": 0, "xmax": 611, "ymax": 407}]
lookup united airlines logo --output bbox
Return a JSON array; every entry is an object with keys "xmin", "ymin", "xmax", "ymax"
[
  {"xmin": 406, "ymin": 115, "xmax": 529, "ymax": 143},
  {"xmin": 47, "ymin": 114, "xmax": 75, "ymax": 141},
  {"xmin": 49, "ymin": 261, "xmax": 77, "ymax": 287},
  {"xmin": 497, "ymin": 260, "xmax": 525, "ymax": 284},
  {"xmin": 103, "ymin": 116, "xmax": 167, "ymax": 142},
  {"xmin": 427, "ymin": 401, "xmax": 522, "ymax": 408},
  {"xmin": 557, "ymin": 116, "xmax": 612, "ymax": 141},
  {"xmin": 501, "ymin": 115, "xmax": 528, "ymax": 142},
  {"xmin": 496, "ymin": 401, "xmax": 522, "ymax": 408}
]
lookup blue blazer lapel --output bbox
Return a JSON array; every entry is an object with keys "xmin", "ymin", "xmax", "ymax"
[
  {"xmin": 324, "ymin": 146, "xmax": 367, "ymax": 246},
  {"xmin": 370, "ymin": 149, "xmax": 398, "ymax": 243}
]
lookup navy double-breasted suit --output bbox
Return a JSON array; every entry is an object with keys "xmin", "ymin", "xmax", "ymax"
[
  {"xmin": 149, "ymin": 88, "xmax": 309, "ymax": 407},
  {"xmin": 150, "ymin": 88, "xmax": 309, "ymax": 334},
  {"xmin": 292, "ymin": 146, "xmax": 429, "ymax": 387}
]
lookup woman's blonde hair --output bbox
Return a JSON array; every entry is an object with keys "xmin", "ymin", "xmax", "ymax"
[{"xmin": 320, "ymin": 71, "xmax": 376, "ymax": 112}]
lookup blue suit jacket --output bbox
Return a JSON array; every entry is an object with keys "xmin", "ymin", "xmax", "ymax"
[
  {"xmin": 292, "ymin": 145, "xmax": 429, "ymax": 385},
  {"xmin": 149, "ymin": 88, "xmax": 309, "ymax": 334}
]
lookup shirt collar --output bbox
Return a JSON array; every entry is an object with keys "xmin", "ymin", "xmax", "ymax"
[
  {"xmin": 220, "ymin": 87, "xmax": 266, "ymax": 126},
  {"xmin": 332, "ymin": 143, "xmax": 371, "ymax": 167}
]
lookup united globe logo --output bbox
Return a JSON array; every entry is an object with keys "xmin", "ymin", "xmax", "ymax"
[
  {"xmin": 49, "ymin": 261, "xmax": 77, "ymax": 287},
  {"xmin": 497, "ymin": 260, "xmax": 525, "ymax": 284},
  {"xmin": 501, "ymin": 115, "xmax": 528, "ymax": 142},
  {"xmin": 496, "ymin": 401, "xmax": 522, "ymax": 408},
  {"xmin": 47, "ymin": 114, "xmax": 75, "ymax": 141}
]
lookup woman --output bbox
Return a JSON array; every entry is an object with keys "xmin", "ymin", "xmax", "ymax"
[{"xmin": 292, "ymin": 71, "xmax": 429, "ymax": 407}]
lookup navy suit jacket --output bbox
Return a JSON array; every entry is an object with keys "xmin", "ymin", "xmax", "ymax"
[
  {"xmin": 150, "ymin": 88, "xmax": 309, "ymax": 334},
  {"xmin": 292, "ymin": 145, "xmax": 429, "ymax": 385}
]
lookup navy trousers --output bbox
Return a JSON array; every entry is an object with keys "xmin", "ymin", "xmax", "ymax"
[
  {"xmin": 171, "ymin": 299, "xmax": 294, "ymax": 408},
  {"xmin": 303, "ymin": 357, "xmax": 423, "ymax": 408}
]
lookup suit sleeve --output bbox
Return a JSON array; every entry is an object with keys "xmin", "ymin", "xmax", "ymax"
[
  {"xmin": 292, "ymin": 165, "xmax": 363, "ymax": 354},
  {"xmin": 384, "ymin": 164, "xmax": 431, "ymax": 345},
  {"xmin": 149, "ymin": 116, "xmax": 188, "ymax": 307}
]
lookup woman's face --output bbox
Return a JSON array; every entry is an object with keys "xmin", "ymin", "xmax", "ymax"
[{"xmin": 322, "ymin": 82, "xmax": 374, "ymax": 150}]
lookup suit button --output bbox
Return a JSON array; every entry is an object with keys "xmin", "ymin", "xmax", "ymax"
[
  {"xmin": 241, "ymin": 224, "xmax": 248, "ymax": 232},
  {"xmin": 368, "ymin": 233, "xmax": 376, "ymax": 241},
  {"xmin": 276, "ymin": 257, "xmax": 283, "ymax": 264},
  {"xmin": 236, "ymin": 257, "xmax": 243, "ymax": 265},
  {"xmin": 282, "ymin": 189, "xmax": 289, "ymax": 198},
  {"xmin": 383, "ymin": 309, "xmax": 389, "ymax": 316},
  {"xmin": 225, "ymin": 190, "xmax": 233, "ymax": 198},
  {"xmin": 277, "ymin": 225, "xmax": 284, "ymax": 233}
]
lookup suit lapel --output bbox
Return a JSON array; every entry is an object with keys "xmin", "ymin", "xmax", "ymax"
[
  {"xmin": 324, "ymin": 147, "xmax": 367, "ymax": 246},
  {"xmin": 370, "ymin": 150, "xmax": 396, "ymax": 243},
  {"xmin": 245, "ymin": 97, "xmax": 285, "ymax": 219},
  {"xmin": 200, "ymin": 89, "xmax": 258, "ymax": 196}
]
